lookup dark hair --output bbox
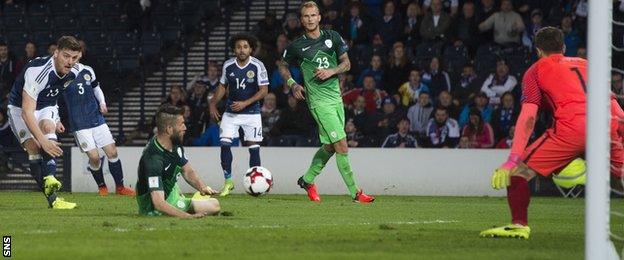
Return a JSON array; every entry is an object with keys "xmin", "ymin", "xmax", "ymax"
[
  {"xmin": 534, "ymin": 26, "xmax": 564, "ymax": 53},
  {"xmin": 56, "ymin": 36, "xmax": 82, "ymax": 52},
  {"xmin": 229, "ymin": 34, "xmax": 258, "ymax": 52},
  {"xmin": 155, "ymin": 105, "xmax": 184, "ymax": 133},
  {"xmin": 435, "ymin": 105, "xmax": 448, "ymax": 114},
  {"xmin": 468, "ymin": 108, "xmax": 484, "ymax": 134},
  {"xmin": 0, "ymin": 42, "xmax": 7, "ymax": 47}
]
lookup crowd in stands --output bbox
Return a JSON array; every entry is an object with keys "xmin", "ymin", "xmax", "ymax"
[{"xmin": 2, "ymin": 0, "xmax": 624, "ymax": 150}]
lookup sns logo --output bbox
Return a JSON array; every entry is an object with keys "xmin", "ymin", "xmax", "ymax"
[{"xmin": 3, "ymin": 236, "xmax": 11, "ymax": 257}]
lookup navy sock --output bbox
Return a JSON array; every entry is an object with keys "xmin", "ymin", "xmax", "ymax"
[
  {"xmin": 108, "ymin": 157, "xmax": 124, "ymax": 187},
  {"xmin": 220, "ymin": 140, "xmax": 233, "ymax": 180},
  {"xmin": 28, "ymin": 157, "xmax": 45, "ymax": 191},
  {"xmin": 88, "ymin": 163, "xmax": 106, "ymax": 188},
  {"xmin": 41, "ymin": 152, "xmax": 56, "ymax": 177},
  {"xmin": 249, "ymin": 145, "xmax": 260, "ymax": 167}
]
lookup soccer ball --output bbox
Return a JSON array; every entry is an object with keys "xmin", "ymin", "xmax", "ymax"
[
  {"xmin": 243, "ymin": 166, "xmax": 273, "ymax": 196},
  {"xmin": 553, "ymin": 158, "xmax": 587, "ymax": 189}
]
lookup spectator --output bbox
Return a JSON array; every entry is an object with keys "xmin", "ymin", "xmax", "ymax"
[
  {"xmin": 254, "ymin": 11, "xmax": 281, "ymax": 50},
  {"xmin": 382, "ymin": 118, "xmax": 417, "ymax": 148},
  {"xmin": 283, "ymin": 13, "xmax": 303, "ymax": 41},
  {"xmin": 47, "ymin": 43, "xmax": 57, "ymax": 56},
  {"xmin": 378, "ymin": 1, "xmax": 403, "ymax": 46},
  {"xmin": 423, "ymin": 0, "xmax": 459, "ymax": 17},
  {"xmin": 356, "ymin": 54, "xmax": 384, "ymax": 87},
  {"xmin": 452, "ymin": 1, "xmax": 480, "ymax": 53},
  {"xmin": 495, "ymin": 125, "xmax": 514, "ymax": 148},
  {"xmin": 420, "ymin": 0, "xmax": 452, "ymax": 41},
  {"xmin": 459, "ymin": 92, "xmax": 493, "ymax": 127},
  {"xmin": 478, "ymin": 0, "xmax": 525, "ymax": 46},
  {"xmin": 341, "ymin": 2, "xmax": 372, "ymax": 46},
  {"xmin": 270, "ymin": 96, "xmax": 313, "ymax": 147},
  {"xmin": 480, "ymin": 60, "xmax": 517, "ymax": 106},
  {"xmin": 453, "ymin": 64, "xmax": 481, "ymax": 107},
  {"xmin": 195, "ymin": 61, "xmax": 221, "ymax": 93},
  {"xmin": 576, "ymin": 46, "xmax": 587, "ymax": 59},
  {"xmin": 345, "ymin": 119, "xmax": 365, "ymax": 148},
  {"xmin": 271, "ymin": 68, "xmax": 301, "ymax": 108},
  {"xmin": 386, "ymin": 42, "xmax": 411, "ymax": 94},
  {"xmin": 345, "ymin": 95, "xmax": 369, "ymax": 134},
  {"xmin": 403, "ymin": 2, "xmax": 422, "ymax": 47},
  {"xmin": 491, "ymin": 91, "xmax": 519, "ymax": 141},
  {"xmin": 476, "ymin": 0, "xmax": 497, "ymax": 43},
  {"xmin": 398, "ymin": 69, "xmax": 430, "ymax": 107},
  {"xmin": 369, "ymin": 96, "xmax": 403, "ymax": 141},
  {"xmin": 436, "ymin": 90, "xmax": 461, "ymax": 120},
  {"xmin": 182, "ymin": 105, "xmax": 202, "ymax": 145},
  {"xmin": 421, "ymin": 57, "xmax": 451, "ymax": 99},
  {"xmin": 320, "ymin": 4, "xmax": 342, "ymax": 30},
  {"xmin": 522, "ymin": 9, "xmax": 544, "ymax": 49},
  {"xmin": 407, "ymin": 91, "xmax": 434, "ymax": 138},
  {"xmin": 561, "ymin": 14, "xmax": 581, "ymax": 57},
  {"xmin": 186, "ymin": 81, "xmax": 209, "ymax": 120},
  {"xmin": 261, "ymin": 93, "xmax": 281, "ymax": 144},
  {"xmin": 0, "ymin": 42, "xmax": 16, "ymax": 99},
  {"xmin": 161, "ymin": 85, "xmax": 187, "ymax": 108},
  {"xmin": 351, "ymin": 34, "xmax": 387, "ymax": 76},
  {"xmin": 461, "ymin": 108, "xmax": 495, "ymax": 148},
  {"xmin": 426, "ymin": 106, "xmax": 461, "ymax": 148},
  {"xmin": 459, "ymin": 136, "xmax": 472, "ymax": 148},
  {"xmin": 343, "ymin": 75, "xmax": 388, "ymax": 114},
  {"xmin": 15, "ymin": 41, "xmax": 37, "ymax": 74},
  {"xmin": 613, "ymin": 72, "xmax": 624, "ymax": 109}
]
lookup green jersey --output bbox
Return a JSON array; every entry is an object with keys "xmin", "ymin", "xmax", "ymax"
[
  {"xmin": 136, "ymin": 137, "xmax": 188, "ymax": 214},
  {"xmin": 282, "ymin": 29, "xmax": 349, "ymax": 109}
]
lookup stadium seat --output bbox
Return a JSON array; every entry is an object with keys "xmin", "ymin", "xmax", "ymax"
[
  {"xmin": 82, "ymin": 30, "xmax": 109, "ymax": 44},
  {"xmin": 53, "ymin": 16, "xmax": 78, "ymax": 31},
  {"xmin": 50, "ymin": 0, "xmax": 75, "ymax": 15},
  {"xmin": 110, "ymin": 31, "xmax": 139, "ymax": 45},
  {"xmin": 153, "ymin": 1, "xmax": 177, "ymax": 16},
  {"xmin": 140, "ymin": 32, "xmax": 162, "ymax": 58},
  {"xmin": 99, "ymin": 2, "xmax": 121, "ymax": 14},
  {"xmin": 3, "ymin": 17, "xmax": 27, "ymax": 30},
  {"xmin": 114, "ymin": 43, "xmax": 139, "ymax": 56},
  {"xmin": 79, "ymin": 16, "xmax": 102, "ymax": 29},
  {"xmin": 443, "ymin": 45, "xmax": 470, "ymax": 76},
  {"xmin": 103, "ymin": 16, "xmax": 131, "ymax": 32},
  {"xmin": 6, "ymin": 31, "xmax": 29, "ymax": 44},
  {"xmin": 117, "ymin": 55, "xmax": 140, "ymax": 73},
  {"xmin": 413, "ymin": 41, "xmax": 443, "ymax": 69},
  {"xmin": 28, "ymin": 16, "xmax": 52, "ymax": 32},
  {"xmin": 74, "ymin": 1, "xmax": 99, "ymax": 16},
  {"xmin": 2, "ymin": 2, "xmax": 26, "ymax": 17},
  {"xmin": 475, "ymin": 44, "xmax": 501, "ymax": 75},
  {"xmin": 31, "ymin": 31, "xmax": 54, "ymax": 46},
  {"xmin": 28, "ymin": 3, "xmax": 50, "ymax": 16}
]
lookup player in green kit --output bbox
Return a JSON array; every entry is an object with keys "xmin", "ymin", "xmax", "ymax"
[
  {"xmin": 136, "ymin": 105, "xmax": 221, "ymax": 217},
  {"xmin": 278, "ymin": 1, "xmax": 374, "ymax": 203}
]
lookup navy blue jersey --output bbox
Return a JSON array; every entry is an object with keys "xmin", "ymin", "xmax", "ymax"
[
  {"xmin": 8, "ymin": 56, "xmax": 78, "ymax": 110},
  {"xmin": 219, "ymin": 56, "xmax": 269, "ymax": 114},
  {"xmin": 62, "ymin": 65, "xmax": 106, "ymax": 132}
]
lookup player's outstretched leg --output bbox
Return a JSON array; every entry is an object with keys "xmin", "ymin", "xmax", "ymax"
[
  {"xmin": 24, "ymin": 139, "xmax": 58, "ymax": 207},
  {"xmin": 333, "ymin": 139, "xmax": 374, "ymax": 203},
  {"xmin": 103, "ymin": 144, "xmax": 135, "ymax": 196},
  {"xmin": 297, "ymin": 145, "xmax": 334, "ymax": 202},
  {"xmin": 40, "ymin": 122, "xmax": 76, "ymax": 209},
  {"xmin": 248, "ymin": 144, "xmax": 261, "ymax": 167},
  {"xmin": 219, "ymin": 138, "xmax": 234, "ymax": 197}
]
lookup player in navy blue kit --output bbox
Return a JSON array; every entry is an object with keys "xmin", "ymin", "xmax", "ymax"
[
  {"xmin": 6, "ymin": 36, "xmax": 81, "ymax": 209},
  {"xmin": 209, "ymin": 34, "xmax": 269, "ymax": 196},
  {"xmin": 58, "ymin": 65, "xmax": 135, "ymax": 197}
]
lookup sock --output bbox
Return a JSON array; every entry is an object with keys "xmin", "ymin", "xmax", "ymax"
[
  {"xmin": 107, "ymin": 157, "xmax": 124, "ymax": 187},
  {"xmin": 507, "ymin": 176, "xmax": 530, "ymax": 226},
  {"xmin": 220, "ymin": 140, "xmax": 233, "ymax": 180},
  {"xmin": 303, "ymin": 147, "xmax": 334, "ymax": 184},
  {"xmin": 335, "ymin": 153, "xmax": 359, "ymax": 198},
  {"xmin": 41, "ymin": 152, "xmax": 56, "ymax": 177},
  {"xmin": 29, "ymin": 154, "xmax": 57, "ymax": 207},
  {"xmin": 249, "ymin": 145, "xmax": 261, "ymax": 167},
  {"xmin": 88, "ymin": 162, "xmax": 106, "ymax": 188}
]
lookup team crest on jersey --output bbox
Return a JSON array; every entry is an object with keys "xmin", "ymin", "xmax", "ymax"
[
  {"xmin": 246, "ymin": 70, "xmax": 255, "ymax": 79},
  {"xmin": 19, "ymin": 130, "xmax": 26, "ymax": 138},
  {"xmin": 84, "ymin": 74, "xmax": 91, "ymax": 81},
  {"xmin": 325, "ymin": 39, "xmax": 332, "ymax": 48}
]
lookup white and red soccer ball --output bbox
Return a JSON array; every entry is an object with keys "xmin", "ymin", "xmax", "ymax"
[{"xmin": 243, "ymin": 166, "xmax": 273, "ymax": 196}]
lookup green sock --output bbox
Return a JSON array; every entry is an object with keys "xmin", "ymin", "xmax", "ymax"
[
  {"xmin": 303, "ymin": 147, "xmax": 334, "ymax": 184},
  {"xmin": 335, "ymin": 153, "xmax": 359, "ymax": 198}
]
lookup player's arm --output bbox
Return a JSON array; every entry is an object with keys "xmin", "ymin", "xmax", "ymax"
[
  {"xmin": 208, "ymin": 84, "xmax": 226, "ymax": 121},
  {"xmin": 279, "ymin": 47, "xmax": 305, "ymax": 100},
  {"xmin": 181, "ymin": 163, "xmax": 217, "ymax": 196},
  {"xmin": 150, "ymin": 190, "xmax": 201, "ymax": 218},
  {"xmin": 88, "ymin": 67, "xmax": 107, "ymax": 114},
  {"xmin": 21, "ymin": 75, "xmax": 63, "ymax": 156},
  {"xmin": 230, "ymin": 84, "xmax": 268, "ymax": 112}
]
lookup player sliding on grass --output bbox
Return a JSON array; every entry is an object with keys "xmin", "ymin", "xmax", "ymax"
[
  {"xmin": 6, "ymin": 36, "xmax": 82, "ymax": 209},
  {"xmin": 481, "ymin": 27, "xmax": 624, "ymax": 239},
  {"xmin": 58, "ymin": 64, "xmax": 135, "ymax": 197},
  {"xmin": 278, "ymin": 1, "xmax": 374, "ymax": 203},
  {"xmin": 209, "ymin": 34, "xmax": 269, "ymax": 197},
  {"xmin": 136, "ymin": 105, "xmax": 221, "ymax": 217}
]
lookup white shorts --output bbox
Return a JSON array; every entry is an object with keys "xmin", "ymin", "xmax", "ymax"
[
  {"xmin": 7, "ymin": 105, "xmax": 59, "ymax": 144},
  {"xmin": 74, "ymin": 124, "xmax": 115, "ymax": 152},
  {"xmin": 219, "ymin": 112, "xmax": 263, "ymax": 142}
]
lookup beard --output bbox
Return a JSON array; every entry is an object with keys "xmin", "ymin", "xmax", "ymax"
[{"xmin": 171, "ymin": 130, "xmax": 184, "ymax": 146}]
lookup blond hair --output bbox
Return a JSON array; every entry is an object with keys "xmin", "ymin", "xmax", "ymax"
[{"xmin": 300, "ymin": 1, "xmax": 319, "ymax": 15}]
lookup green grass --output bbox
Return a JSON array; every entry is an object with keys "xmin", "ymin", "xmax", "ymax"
[{"xmin": 0, "ymin": 192, "xmax": 622, "ymax": 259}]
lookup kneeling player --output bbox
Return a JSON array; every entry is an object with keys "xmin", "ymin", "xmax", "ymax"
[
  {"xmin": 136, "ymin": 105, "xmax": 220, "ymax": 217},
  {"xmin": 60, "ymin": 64, "xmax": 135, "ymax": 196},
  {"xmin": 480, "ymin": 27, "xmax": 624, "ymax": 239}
]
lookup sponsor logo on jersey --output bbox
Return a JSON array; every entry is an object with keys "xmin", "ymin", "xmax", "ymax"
[
  {"xmin": 84, "ymin": 74, "xmax": 91, "ymax": 81},
  {"xmin": 302, "ymin": 46, "xmax": 311, "ymax": 51},
  {"xmin": 229, "ymin": 72, "xmax": 235, "ymax": 77},
  {"xmin": 165, "ymin": 163, "xmax": 171, "ymax": 171},
  {"xmin": 325, "ymin": 39, "xmax": 332, "ymax": 48},
  {"xmin": 44, "ymin": 84, "xmax": 51, "ymax": 89},
  {"xmin": 246, "ymin": 70, "xmax": 255, "ymax": 79}
]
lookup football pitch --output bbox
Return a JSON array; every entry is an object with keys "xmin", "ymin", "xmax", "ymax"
[{"xmin": 0, "ymin": 192, "xmax": 621, "ymax": 259}]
